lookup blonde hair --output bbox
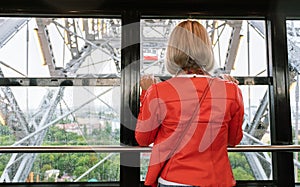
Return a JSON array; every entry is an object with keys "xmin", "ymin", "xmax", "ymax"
[{"xmin": 165, "ymin": 20, "xmax": 215, "ymax": 74}]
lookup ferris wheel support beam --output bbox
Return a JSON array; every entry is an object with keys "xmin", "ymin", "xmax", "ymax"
[
  {"xmin": 35, "ymin": 18, "xmax": 62, "ymax": 77},
  {"xmin": 224, "ymin": 20, "xmax": 243, "ymax": 73}
]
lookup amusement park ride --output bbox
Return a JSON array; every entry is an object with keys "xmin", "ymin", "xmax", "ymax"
[{"xmin": 0, "ymin": 17, "xmax": 299, "ymax": 182}]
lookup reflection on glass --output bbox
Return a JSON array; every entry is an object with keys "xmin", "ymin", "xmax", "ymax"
[
  {"xmin": 141, "ymin": 19, "xmax": 267, "ymax": 77},
  {"xmin": 287, "ymin": 20, "xmax": 300, "ymax": 182}
]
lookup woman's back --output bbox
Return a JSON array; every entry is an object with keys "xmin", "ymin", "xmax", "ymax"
[
  {"xmin": 135, "ymin": 76, "xmax": 244, "ymax": 187},
  {"xmin": 136, "ymin": 19, "xmax": 244, "ymax": 187}
]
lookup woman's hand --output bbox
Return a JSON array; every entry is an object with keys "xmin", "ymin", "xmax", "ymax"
[
  {"xmin": 140, "ymin": 74, "xmax": 157, "ymax": 90},
  {"xmin": 220, "ymin": 74, "xmax": 239, "ymax": 85}
]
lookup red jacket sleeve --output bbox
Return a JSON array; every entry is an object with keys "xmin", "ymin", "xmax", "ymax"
[
  {"xmin": 135, "ymin": 85, "xmax": 162, "ymax": 146},
  {"xmin": 228, "ymin": 85, "xmax": 244, "ymax": 147}
]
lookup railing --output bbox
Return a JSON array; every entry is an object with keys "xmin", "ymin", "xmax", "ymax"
[
  {"xmin": 0, "ymin": 145, "xmax": 299, "ymax": 153},
  {"xmin": 0, "ymin": 76, "xmax": 272, "ymax": 87}
]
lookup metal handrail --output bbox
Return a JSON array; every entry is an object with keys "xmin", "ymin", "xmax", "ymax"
[
  {"xmin": 0, "ymin": 76, "xmax": 271, "ymax": 86},
  {"xmin": 0, "ymin": 145, "xmax": 300, "ymax": 153}
]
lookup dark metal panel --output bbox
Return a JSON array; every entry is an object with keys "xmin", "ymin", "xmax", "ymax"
[
  {"xmin": 0, "ymin": 182, "xmax": 119, "ymax": 187},
  {"xmin": 0, "ymin": 77, "xmax": 120, "ymax": 86},
  {"xmin": 0, "ymin": 181, "xmax": 278, "ymax": 187},
  {"xmin": 0, "ymin": 0, "xmax": 296, "ymax": 17},
  {"xmin": 267, "ymin": 12, "xmax": 295, "ymax": 186},
  {"xmin": 0, "ymin": 181, "xmax": 280, "ymax": 187},
  {"xmin": 1, "ymin": 0, "xmax": 300, "ymax": 19},
  {"xmin": 235, "ymin": 180, "xmax": 275, "ymax": 186},
  {"xmin": 158, "ymin": 76, "xmax": 273, "ymax": 86},
  {"xmin": 1, "ymin": 181, "xmax": 273, "ymax": 187},
  {"xmin": 0, "ymin": 76, "xmax": 272, "ymax": 87},
  {"xmin": 120, "ymin": 10, "xmax": 140, "ymax": 147},
  {"xmin": 120, "ymin": 10, "xmax": 140, "ymax": 187}
]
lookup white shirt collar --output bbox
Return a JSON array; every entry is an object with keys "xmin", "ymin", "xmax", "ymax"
[{"xmin": 175, "ymin": 74, "xmax": 211, "ymax": 78}]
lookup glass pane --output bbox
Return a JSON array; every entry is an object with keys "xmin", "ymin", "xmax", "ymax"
[
  {"xmin": 0, "ymin": 16, "xmax": 121, "ymax": 183},
  {"xmin": 0, "ymin": 86, "xmax": 120, "ymax": 146},
  {"xmin": 287, "ymin": 20, "xmax": 300, "ymax": 182},
  {"xmin": 140, "ymin": 84, "xmax": 272, "ymax": 180},
  {"xmin": 141, "ymin": 19, "xmax": 267, "ymax": 77},
  {"xmin": 140, "ymin": 153, "xmax": 150, "ymax": 181},
  {"xmin": 240, "ymin": 86, "xmax": 270, "ymax": 146},
  {"xmin": 140, "ymin": 152, "xmax": 272, "ymax": 181},
  {"xmin": 140, "ymin": 19, "xmax": 270, "ymax": 181},
  {"xmin": 230, "ymin": 152, "xmax": 272, "ymax": 180},
  {"xmin": 0, "ymin": 86, "xmax": 120, "ymax": 182},
  {"xmin": 0, "ymin": 153, "xmax": 120, "ymax": 182},
  {"xmin": 0, "ymin": 18, "xmax": 121, "ymax": 78}
]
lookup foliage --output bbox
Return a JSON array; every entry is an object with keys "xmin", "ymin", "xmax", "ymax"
[
  {"xmin": 0, "ymin": 125, "xmax": 15, "ymax": 145},
  {"xmin": 35, "ymin": 121, "xmax": 119, "ymax": 182},
  {"xmin": 0, "ymin": 119, "xmax": 120, "ymax": 182},
  {"xmin": 233, "ymin": 167, "xmax": 255, "ymax": 180},
  {"xmin": 1, "ymin": 121, "xmax": 256, "ymax": 182},
  {"xmin": 229, "ymin": 152, "xmax": 255, "ymax": 180},
  {"xmin": 43, "ymin": 126, "xmax": 88, "ymax": 146}
]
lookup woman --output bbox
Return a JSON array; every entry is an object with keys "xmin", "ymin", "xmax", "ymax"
[{"xmin": 135, "ymin": 20, "xmax": 244, "ymax": 187}]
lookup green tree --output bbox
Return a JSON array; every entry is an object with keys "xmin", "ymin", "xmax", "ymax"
[
  {"xmin": 229, "ymin": 152, "xmax": 255, "ymax": 180},
  {"xmin": 233, "ymin": 167, "xmax": 255, "ymax": 180}
]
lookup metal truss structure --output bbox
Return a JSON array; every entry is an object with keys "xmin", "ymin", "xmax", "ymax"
[{"xmin": 0, "ymin": 17, "xmax": 299, "ymax": 182}]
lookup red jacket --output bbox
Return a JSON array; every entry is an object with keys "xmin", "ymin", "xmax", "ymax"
[{"xmin": 135, "ymin": 76, "xmax": 244, "ymax": 187}]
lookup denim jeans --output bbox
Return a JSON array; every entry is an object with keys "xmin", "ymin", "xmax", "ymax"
[{"xmin": 158, "ymin": 183, "xmax": 198, "ymax": 187}]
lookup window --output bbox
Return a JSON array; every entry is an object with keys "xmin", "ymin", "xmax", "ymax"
[
  {"xmin": 0, "ymin": 17, "xmax": 121, "ymax": 183},
  {"xmin": 140, "ymin": 18, "xmax": 271, "ymax": 181},
  {"xmin": 287, "ymin": 19, "xmax": 300, "ymax": 183}
]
